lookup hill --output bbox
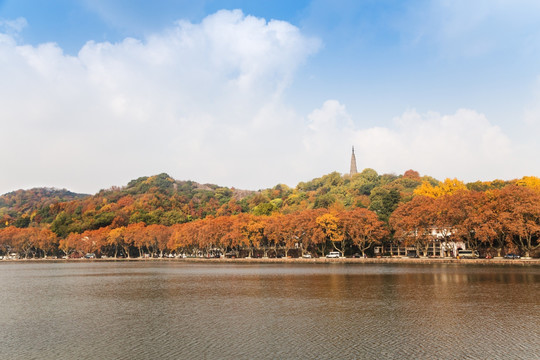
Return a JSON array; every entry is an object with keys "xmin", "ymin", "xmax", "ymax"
[
  {"xmin": 0, "ymin": 170, "xmax": 519, "ymax": 238},
  {"xmin": 2, "ymin": 170, "xmax": 539, "ymax": 260},
  {"xmin": 0, "ymin": 188, "xmax": 89, "ymax": 227}
]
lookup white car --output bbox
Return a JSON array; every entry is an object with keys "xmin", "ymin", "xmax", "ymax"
[
  {"xmin": 302, "ymin": 253, "xmax": 312, "ymax": 258},
  {"xmin": 326, "ymin": 251, "xmax": 341, "ymax": 258}
]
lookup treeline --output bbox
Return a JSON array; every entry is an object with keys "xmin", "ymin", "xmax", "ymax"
[
  {"xmin": 0, "ymin": 170, "xmax": 483, "ymax": 232},
  {"xmin": 0, "ymin": 208, "xmax": 387, "ymax": 259},
  {"xmin": 391, "ymin": 184, "xmax": 540, "ymax": 258},
  {"xmin": 0, "ymin": 171, "xmax": 539, "ymax": 258}
]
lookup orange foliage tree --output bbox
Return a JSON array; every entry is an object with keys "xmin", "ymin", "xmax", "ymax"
[
  {"xmin": 390, "ymin": 196, "xmax": 437, "ymax": 256},
  {"xmin": 341, "ymin": 208, "xmax": 388, "ymax": 257}
]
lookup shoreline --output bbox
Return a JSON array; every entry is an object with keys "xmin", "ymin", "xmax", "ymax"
[{"xmin": 2, "ymin": 257, "xmax": 540, "ymax": 266}]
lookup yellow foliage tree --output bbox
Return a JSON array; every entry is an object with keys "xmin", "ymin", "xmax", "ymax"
[
  {"xmin": 316, "ymin": 213, "xmax": 345, "ymax": 256},
  {"xmin": 516, "ymin": 176, "xmax": 540, "ymax": 192},
  {"xmin": 414, "ymin": 178, "xmax": 467, "ymax": 198}
]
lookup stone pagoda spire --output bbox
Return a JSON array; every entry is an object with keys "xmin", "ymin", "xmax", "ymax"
[{"xmin": 350, "ymin": 146, "xmax": 358, "ymax": 176}]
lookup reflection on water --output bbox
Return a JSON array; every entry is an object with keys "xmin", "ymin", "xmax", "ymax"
[{"xmin": 0, "ymin": 263, "xmax": 538, "ymax": 359}]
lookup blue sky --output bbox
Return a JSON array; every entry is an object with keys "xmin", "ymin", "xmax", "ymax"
[{"xmin": 1, "ymin": 0, "xmax": 540, "ymax": 193}]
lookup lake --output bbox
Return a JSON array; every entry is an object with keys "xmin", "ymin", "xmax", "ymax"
[{"xmin": 0, "ymin": 262, "xmax": 538, "ymax": 359}]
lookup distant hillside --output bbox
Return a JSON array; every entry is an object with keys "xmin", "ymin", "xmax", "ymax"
[
  {"xmin": 0, "ymin": 173, "xmax": 255, "ymax": 236},
  {"xmin": 0, "ymin": 188, "xmax": 88, "ymax": 210},
  {"xmin": 1, "ymin": 170, "xmax": 523, "ymax": 238},
  {"xmin": 0, "ymin": 188, "xmax": 89, "ymax": 227}
]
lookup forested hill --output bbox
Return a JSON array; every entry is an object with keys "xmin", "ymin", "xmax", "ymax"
[
  {"xmin": 0, "ymin": 170, "xmax": 522, "ymax": 238},
  {"xmin": 0, "ymin": 188, "xmax": 88, "ymax": 227},
  {"xmin": 0, "ymin": 173, "xmax": 255, "ymax": 236}
]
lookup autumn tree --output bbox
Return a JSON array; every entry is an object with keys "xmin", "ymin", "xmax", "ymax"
[
  {"xmin": 436, "ymin": 191, "xmax": 485, "ymax": 253},
  {"xmin": 59, "ymin": 232, "xmax": 82, "ymax": 258},
  {"xmin": 39, "ymin": 228, "xmax": 58, "ymax": 257},
  {"xmin": 264, "ymin": 214, "xmax": 286, "ymax": 257},
  {"xmin": 502, "ymin": 186, "xmax": 540, "ymax": 258},
  {"xmin": 476, "ymin": 189, "xmax": 514, "ymax": 257},
  {"xmin": 146, "ymin": 224, "xmax": 171, "ymax": 257},
  {"xmin": 342, "ymin": 208, "xmax": 388, "ymax": 256},
  {"xmin": 16, "ymin": 227, "xmax": 37, "ymax": 258},
  {"xmin": 316, "ymin": 213, "xmax": 344, "ymax": 257},
  {"xmin": 124, "ymin": 223, "xmax": 147, "ymax": 257},
  {"xmin": 79, "ymin": 227, "xmax": 109, "ymax": 256},
  {"xmin": 238, "ymin": 214, "xmax": 264, "ymax": 258},
  {"xmin": 283, "ymin": 209, "xmax": 326, "ymax": 257},
  {"xmin": 390, "ymin": 196, "xmax": 437, "ymax": 256},
  {"xmin": 0, "ymin": 226, "xmax": 19, "ymax": 256},
  {"xmin": 414, "ymin": 178, "xmax": 467, "ymax": 198},
  {"xmin": 107, "ymin": 227, "xmax": 126, "ymax": 258},
  {"xmin": 516, "ymin": 176, "xmax": 540, "ymax": 192}
]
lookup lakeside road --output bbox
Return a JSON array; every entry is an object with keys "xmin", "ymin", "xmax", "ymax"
[{"xmin": 2, "ymin": 257, "xmax": 540, "ymax": 266}]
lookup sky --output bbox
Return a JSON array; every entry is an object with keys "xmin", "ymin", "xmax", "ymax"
[{"xmin": 1, "ymin": 0, "xmax": 540, "ymax": 194}]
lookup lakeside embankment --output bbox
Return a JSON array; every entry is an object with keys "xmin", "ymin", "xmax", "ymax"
[{"xmin": 3, "ymin": 257, "xmax": 540, "ymax": 266}]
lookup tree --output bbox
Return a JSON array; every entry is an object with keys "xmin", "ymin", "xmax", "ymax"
[
  {"xmin": 403, "ymin": 170, "xmax": 420, "ymax": 179},
  {"xmin": 15, "ymin": 228, "xmax": 37, "ymax": 258},
  {"xmin": 316, "ymin": 213, "xmax": 345, "ymax": 257},
  {"xmin": 436, "ymin": 191, "xmax": 484, "ymax": 253},
  {"xmin": 390, "ymin": 196, "xmax": 437, "ymax": 257},
  {"xmin": 252, "ymin": 202, "xmax": 275, "ymax": 216},
  {"xmin": 0, "ymin": 226, "xmax": 18, "ymax": 256},
  {"xmin": 107, "ymin": 227, "xmax": 126, "ymax": 258},
  {"xmin": 212, "ymin": 216, "xmax": 236, "ymax": 257},
  {"xmin": 59, "ymin": 232, "xmax": 81, "ymax": 258},
  {"xmin": 240, "ymin": 215, "xmax": 264, "ymax": 258},
  {"xmin": 476, "ymin": 190, "xmax": 513, "ymax": 257},
  {"xmin": 285, "ymin": 209, "xmax": 326, "ymax": 257},
  {"xmin": 516, "ymin": 176, "xmax": 540, "ymax": 192},
  {"xmin": 342, "ymin": 208, "xmax": 388, "ymax": 256},
  {"xmin": 35, "ymin": 227, "xmax": 58, "ymax": 258},
  {"xmin": 502, "ymin": 186, "xmax": 540, "ymax": 258},
  {"xmin": 414, "ymin": 178, "xmax": 467, "ymax": 198},
  {"xmin": 264, "ymin": 214, "xmax": 287, "ymax": 257},
  {"xmin": 146, "ymin": 224, "xmax": 171, "ymax": 257},
  {"xmin": 369, "ymin": 187, "xmax": 400, "ymax": 223},
  {"xmin": 125, "ymin": 223, "xmax": 147, "ymax": 257}
]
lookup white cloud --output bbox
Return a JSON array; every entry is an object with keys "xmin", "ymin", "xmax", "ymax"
[
  {"xmin": 0, "ymin": 9, "xmax": 536, "ymax": 195},
  {"xmin": 303, "ymin": 102, "xmax": 526, "ymax": 182},
  {"xmin": 0, "ymin": 10, "xmax": 320, "ymax": 193}
]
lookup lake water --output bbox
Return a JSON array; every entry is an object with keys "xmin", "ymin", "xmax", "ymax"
[{"xmin": 0, "ymin": 262, "xmax": 538, "ymax": 359}]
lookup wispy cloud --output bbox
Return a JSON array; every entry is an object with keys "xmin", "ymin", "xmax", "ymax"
[{"xmin": 0, "ymin": 17, "xmax": 27, "ymax": 34}]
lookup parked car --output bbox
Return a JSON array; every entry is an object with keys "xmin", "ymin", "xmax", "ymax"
[
  {"xmin": 302, "ymin": 253, "xmax": 312, "ymax": 258},
  {"xmin": 504, "ymin": 253, "xmax": 521, "ymax": 259},
  {"xmin": 326, "ymin": 251, "xmax": 340, "ymax": 258}
]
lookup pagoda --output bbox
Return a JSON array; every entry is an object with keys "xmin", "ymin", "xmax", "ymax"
[{"xmin": 350, "ymin": 146, "xmax": 358, "ymax": 176}]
